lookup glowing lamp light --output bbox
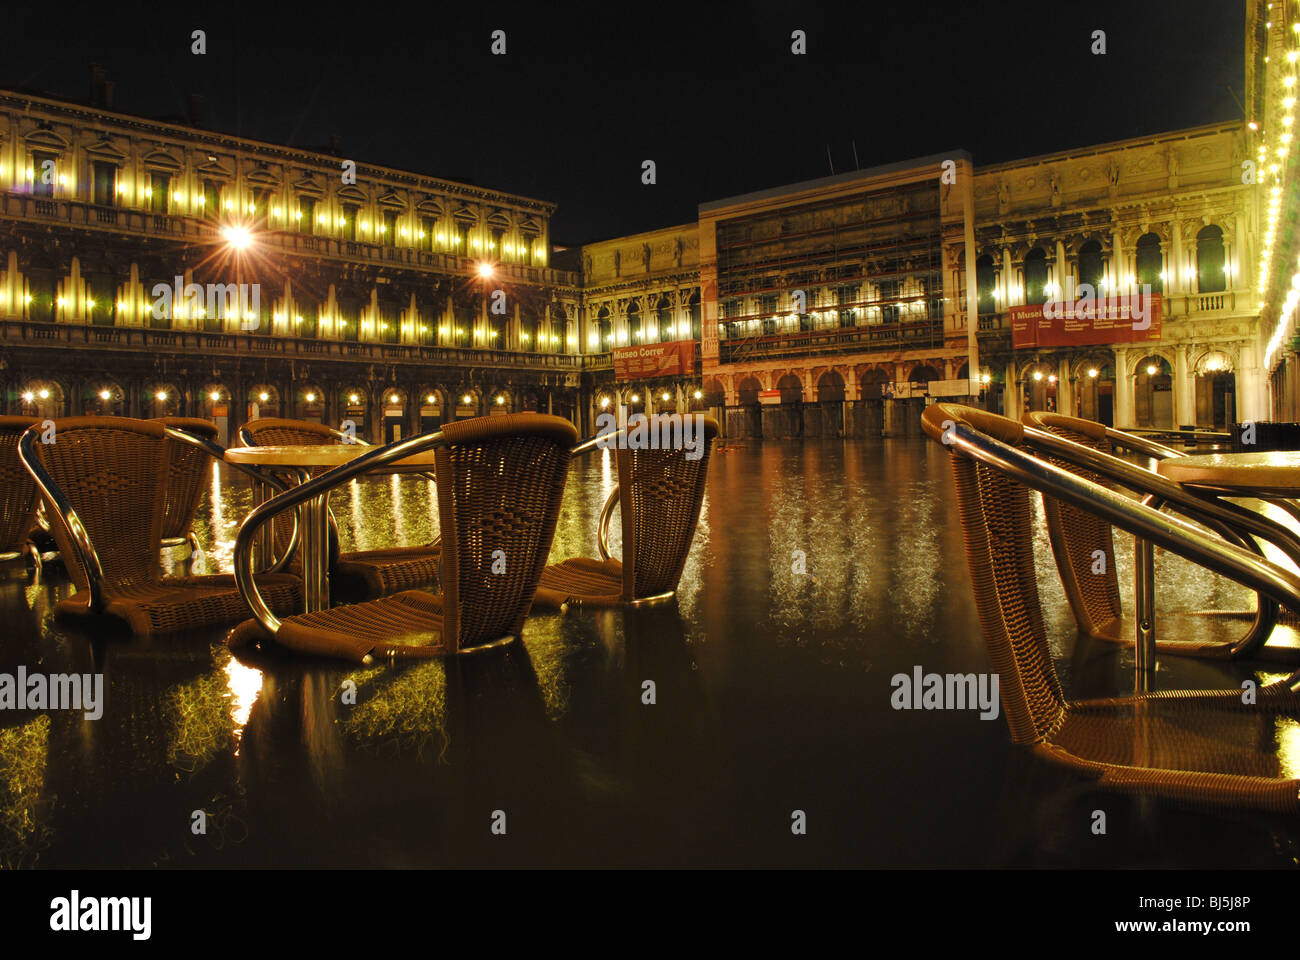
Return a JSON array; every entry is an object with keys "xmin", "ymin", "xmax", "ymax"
[
  {"xmin": 1088, "ymin": 368, "xmax": 1099, "ymax": 379},
  {"xmin": 86, "ymin": 298, "xmax": 95, "ymax": 309},
  {"xmin": 209, "ymin": 391, "xmax": 220, "ymax": 402},
  {"xmin": 389, "ymin": 394, "xmax": 399, "ymax": 404},
  {"xmin": 630, "ymin": 393, "xmax": 640, "ymax": 403},
  {"xmin": 349, "ymin": 394, "xmax": 360, "ymax": 403},
  {"xmin": 221, "ymin": 225, "xmax": 253, "ymax": 250},
  {"xmin": 258, "ymin": 392, "xmax": 269, "ymax": 402},
  {"xmin": 1146, "ymin": 364, "xmax": 1158, "ymax": 375},
  {"xmin": 477, "ymin": 262, "xmax": 494, "ymax": 279},
  {"xmin": 462, "ymin": 394, "xmax": 472, "ymax": 405},
  {"xmin": 693, "ymin": 390, "xmax": 703, "ymax": 399},
  {"xmin": 600, "ymin": 397, "xmax": 610, "ymax": 409},
  {"xmin": 661, "ymin": 392, "xmax": 671, "ymax": 402},
  {"xmin": 21, "ymin": 392, "xmax": 34, "ymax": 403},
  {"xmin": 305, "ymin": 393, "xmax": 316, "ymax": 403},
  {"xmin": 495, "ymin": 396, "xmax": 505, "ymax": 405},
  {"xmin": 99, "ymin": 389, "xmax": 111, "ymax": 401},
  {"xmin": 1032, "ymin": 371, "xmax": 1043, "ymax": 382},
  {"xmin": 1048, "ymin": 375, "xmax": 1057, "ymax": 384},
  {"xmin": 38, "ymin": 389, "xmax": 50, "ymax": 400},
  {"xmin": 426, "ymin": 394, "xmax": 436, "ymax": 404}
]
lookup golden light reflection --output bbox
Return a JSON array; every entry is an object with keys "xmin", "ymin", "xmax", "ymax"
[
  {"xmin": 1275, "ymin": 716, "xmax": 1300, "ymax": 779},
  {"xmin": 224, "ymin": 656, "xmax": 263, "ymax": 755},
  {"xmin": 0, "ymin": 715, "xmax": 51, "ymax": 868}
]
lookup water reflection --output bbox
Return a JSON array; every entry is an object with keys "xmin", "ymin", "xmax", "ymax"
[{"xmin": 2, "ymin": 439, "xmax": 1297, "ymax": 866}]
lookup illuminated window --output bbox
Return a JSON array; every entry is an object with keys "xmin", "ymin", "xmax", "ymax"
[
  {"xmin": 976, "ymin": 256, "xmax": 996, "ymax": 315},
  {"xmin": 92, "ymin": 162, "xmax": 117, "ymax": 207},
  {"xmin": 32, "ymin": 151, "xmax": 56, "ymax": 198},
  {"xmin": 689, "ymin": 291, "xmax": 701, "ymax": 339},
  {"xmin": 420, "ymin": 216, "xmax": 434, "ymax": 252},
  {"xmin": 298, "ymin": 195, "xmax": 316, "ymax": 234},
  {"xmin": 597, "ymin": 305, "xmax": 612, "ymax": 351},
  {"xmin": 1136, "ymin": 233, "xmax": 1162, "ymax": 293},
  {"xmin": 836, "ymin": 284, "xmax": 857, "ymax": 327},
  {"xmin": 382, "ymin": 210, "xmax": 398, "ymax": 247},
  {"xmin": 150, "ymin": 172, "xmax": 170, "ymax": 214},
  {"xmin": 203, "ymin": 180, "xmax": 222, "ymax": 220},
  {"xmin": 1196, "ymin": 225, "xmax": 1226, "ymax": 293},
  {"xmin": 1023, "ymin": 247, "xmax": 1049, "ymax": 305},
  {"xmin": 342, "ymin": 203, "xmax": 359, "ymax": 241},
  {"xmin": 626, "ymin": 301, "xmax": 642, "ymax": 342},
  {"xmin": 656, "ymin": 296, "xmax": 673, "ymax": 343},
  {"xmin": 1077, "ymin": 240, "xmax": 1104, "ymax": 291}
]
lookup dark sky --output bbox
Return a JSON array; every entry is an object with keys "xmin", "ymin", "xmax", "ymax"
[{"xmin": 4, "ymin": 1, "xmax": 1244, "ymax": 245}]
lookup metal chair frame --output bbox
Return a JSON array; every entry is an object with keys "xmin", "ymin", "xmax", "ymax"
[
  {"xmin": 943, "ymin": 416, "xmax": 1300, "ymax": 691},
  {"xmin": 1018, "ymin": 420, "xmax": 1300, "ymax": 666}
]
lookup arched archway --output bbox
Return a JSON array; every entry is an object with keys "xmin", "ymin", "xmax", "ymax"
[
  {"xmin": 381, "ymin": 387, "xmax": 407, "ymax": 443},
  {"xmin": 1072, "ymin": 358, "xmax": 1114, "ymax": 425},
  {"xmin": 814, "ymin": 370, "xmax": 846, "ymax": 438},
  {"xmin": 768, "ymin": 373, "xmax": 804, "ymax": 438},
  {"xmin": 87, "ymin": 380, "xmax": 126, "ymax": 417},
  {"xmin": 734, "ymin": 375, "xmax": 763, "ymax": 438},
  {"xmin": 1134, "ymin": 355, "xmax": 1173, "ymax": 428},
  {"xmin": 1194, "ymin": 351, "xmax": 1236, "ymax": 429}
]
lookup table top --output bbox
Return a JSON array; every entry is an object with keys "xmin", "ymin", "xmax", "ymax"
[
  {"xmin": 1156, "ymin": 451, "xmax": 1300, "ymax": 495},
  {"xmin": 224, "ymin": 444, "xmax": 439, "ymax": 469}
]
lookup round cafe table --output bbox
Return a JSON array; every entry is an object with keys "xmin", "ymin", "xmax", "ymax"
[
  {"xmin": 1147, "ymin": 451, "xmax": 1300, "ymax": 683},
  {"xmin": 224, "ymin": 444, "xmax": 440, "ymax": 613},
  {"xmin": 1155, "ymin": 451, "xmax": 1300, "ymax": 498}
]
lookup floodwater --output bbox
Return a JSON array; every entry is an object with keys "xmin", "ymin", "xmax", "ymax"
[{"xmin": 1, "ymin": 438, "xmax": 1298, "ymax": 868}]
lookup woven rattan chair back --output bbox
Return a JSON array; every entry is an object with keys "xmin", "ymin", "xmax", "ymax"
[
  {"xmin": 26, "ymin": 417, "xmax": 166, "ymax": 592},
  {"xmin": 434, "ymin": 414, "xmax": 577, "ymax": 650},
  {"xmin": 921, "ymin": 404, "xmax": 1067, "ymax": 744},
  {"xmin": 238, "ymin": 418, "xmax": 347, "ymax": 561},
  {"xmin": 0, "ymin": 416, "xmax": 42, "ymax": 557},
  {"xmin": 1021, "ymin": 411, "xmax": 1123, "ymax": 640},
  {"xmin": 153, "ymin": 417, "xmax": 219, "ymax": 543},
  {"xmin": 616, "ymin": 415, "xmax": 719, "ymax": 599},
  {"xmin": 238, "ymin": 417, "xmax": 348, "ymax": 448}
]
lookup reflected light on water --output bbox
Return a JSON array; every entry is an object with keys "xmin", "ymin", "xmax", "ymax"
[{"xmin": 224, "ymin": 656, "xmax": 263, "ymax": 755}]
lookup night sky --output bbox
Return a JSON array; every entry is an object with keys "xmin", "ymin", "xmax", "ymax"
[{"xmin": 4, "ymin": 1, "xmax": 1243, "ymax": 245}]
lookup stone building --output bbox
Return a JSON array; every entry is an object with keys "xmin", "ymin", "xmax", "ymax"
[{"xmin": 0, "ymin": 84, "xmax": 598, "ymax": 444}]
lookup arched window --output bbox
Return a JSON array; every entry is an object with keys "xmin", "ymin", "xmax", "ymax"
[
  {"xmin": 626, "ymin": 301, "xmax": 642, "ymax": 342},
  {"xmin": 976, "ymin": 255, "xmax": 996, "ymax": 315},
  {"xmin": 1077, "ymin": 239, "xmax": 1104, "ymax": 291},
  {"xmin": 1196, "ymin": 225, "xmax": 1226, "ymax": 293},
  {"xmin": 1136, "ymin": 233, "xmax": 1163, "ymax": 293},
  {"xmin": 597, "ymin": 306, "xmax": 613, "ymax": 351},
  {"xmin": 688, "ymin": 291, "xmax": 701, "ymax": 339},
  {"xmin": 1023, "ymin": 248, "xmax": 1049, "ymax": 305},
  {"xmin": 657, "ymin": 295, "xmax": 673, "ymax": 342}
]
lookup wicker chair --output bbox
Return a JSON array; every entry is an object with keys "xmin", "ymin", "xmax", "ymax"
[
  {"xmin": 924, "ymin": 402, "xmax": 1300, "ymax": 815},
  {"xmin": 153, "ymin": 416, "xmax": 220, "ymax": 552},
  {"xmin": 228, "ymin": 413, "xmax": 578, "ymax": 663},
  {"xmin": 18, "ymin": 417, "xmax": 302, "ymax": 636},
  {"xmin": 0, "ymin": 416, "xmax": 43, "ymax": 573},
  {"xmin": 237, "ymin": 417, "xmax": 442, "ymax": 601},
  {"xmin": 1023, "ymin": 410, "xmax": 1300, "ymax": 662},
  {"xmin": 532, "ymin": 414, "xmax": 719, "ymax": 609}
]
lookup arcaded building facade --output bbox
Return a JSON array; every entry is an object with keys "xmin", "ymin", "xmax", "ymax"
[{"xmin": 0, "ymin": 58, "xmax": 1288, "ymax": 441}]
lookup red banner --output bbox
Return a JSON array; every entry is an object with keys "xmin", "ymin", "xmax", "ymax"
[
  {"xmin": 1009, "ymin": 293, "xmax": 1162, "ymax": 349},
  {"xmin": 613, "ymin": 340, "xmax": 696, "ymax": 381}
]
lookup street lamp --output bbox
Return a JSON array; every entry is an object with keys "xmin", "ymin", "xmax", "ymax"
[
  {"xmin": 477, "ymin": 262, "xmax": 494, "ymax": 279},
  {"xmin": 221, "ymin": 225, "xmax": 253, "ymax": 250}
]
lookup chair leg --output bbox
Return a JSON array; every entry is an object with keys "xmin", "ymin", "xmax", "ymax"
[{"xmin": 25, "ymin": 542, "xmax": 41, "ymax": 580}]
